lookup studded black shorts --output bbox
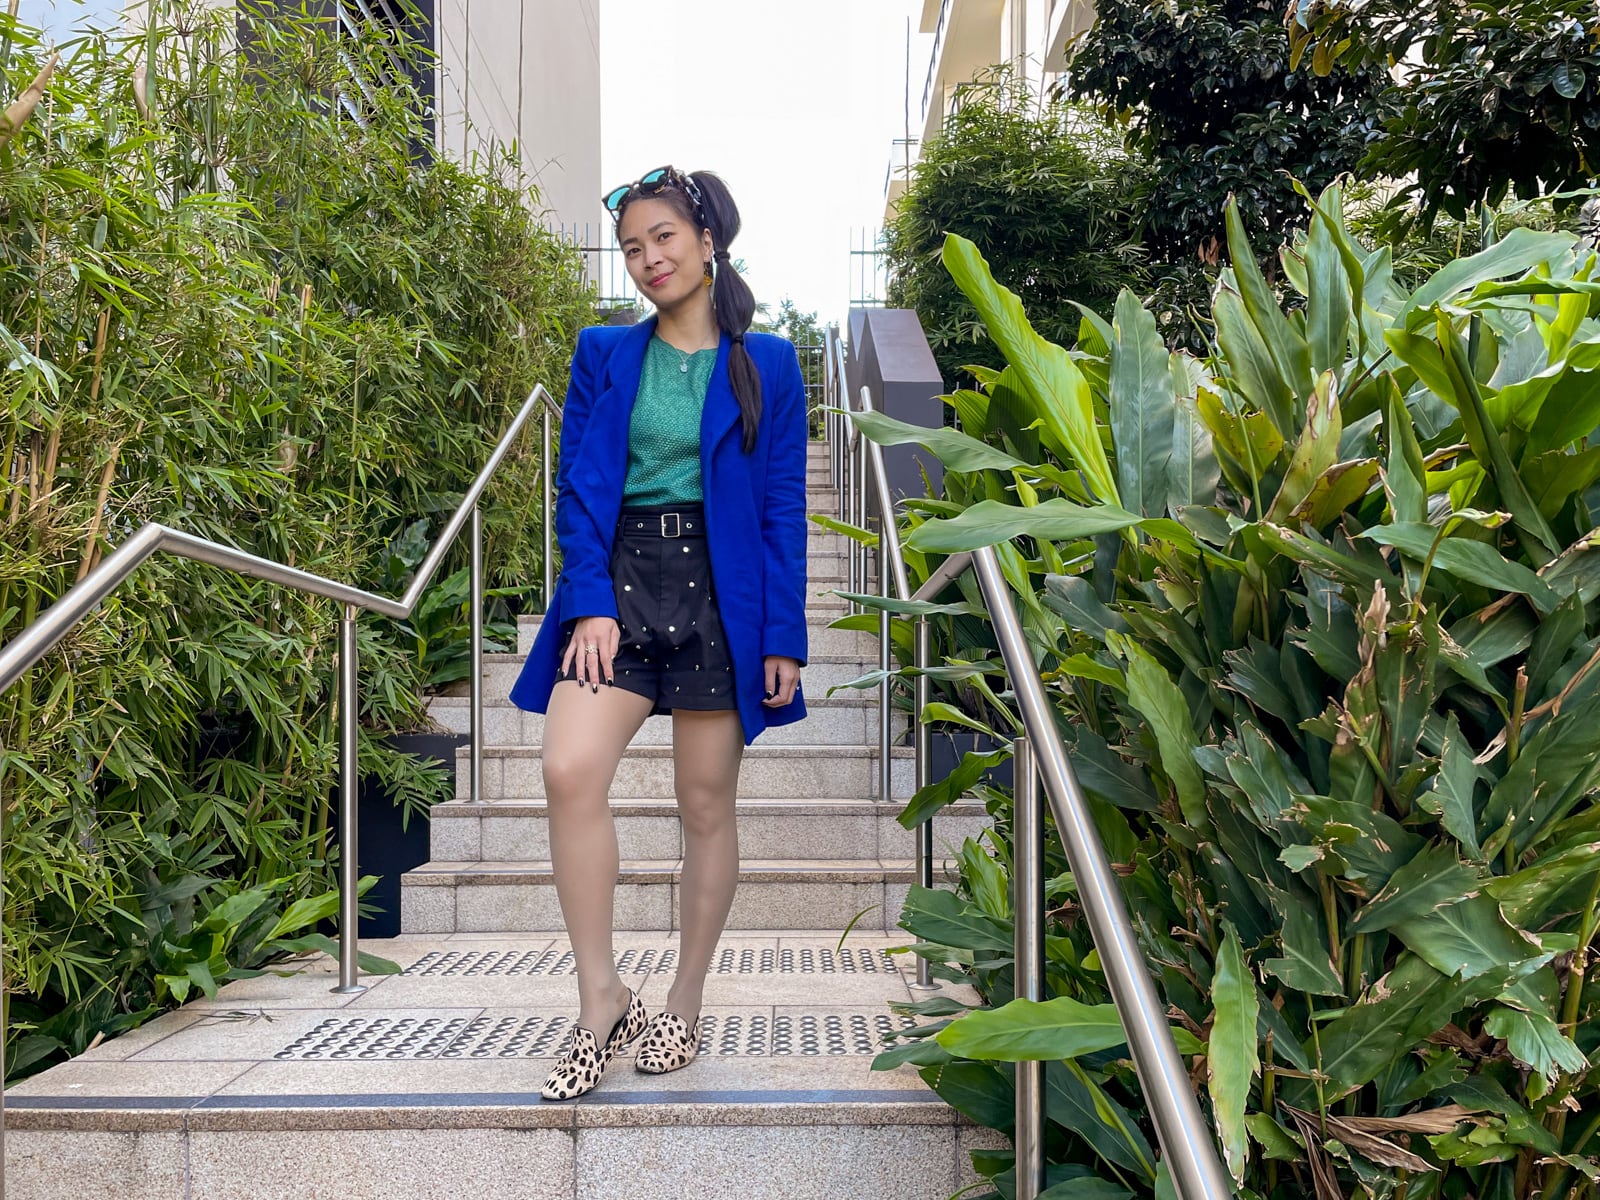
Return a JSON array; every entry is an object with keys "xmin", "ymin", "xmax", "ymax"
[{"xmin": 555, "ymin": 502, "xmax": 737, "ymax": 714}]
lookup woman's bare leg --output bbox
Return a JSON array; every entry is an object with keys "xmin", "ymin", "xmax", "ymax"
[
  {"xmin": 541, "ymin": 678, "xmax": 654, "ymax": 1036},
  {"xmin": 665, "ymin": 708, "xmax": 745, "ymax": 1023}
]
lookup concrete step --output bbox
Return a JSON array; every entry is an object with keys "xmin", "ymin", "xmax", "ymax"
[
  {"xmin": 7, "ymin": 933, "xmax": 1000, "ymax": 1200},
  {"xmin": 459, "ymin": 744, "xmax": 915, "ymax": 803},
  {"xmin": 402, "ymin": 859, "xmax": 952, "ymax": 934},
  {"xmin": 426, "ymin": 798, "xmax": 993, "ymax": 865},
  {"xmin": 428, "ymin": 692, "xmax": 909, "ymax": 748},
  {"xmin": 472, "ymin": 653, "xmax": 886, "ymax": 702}
]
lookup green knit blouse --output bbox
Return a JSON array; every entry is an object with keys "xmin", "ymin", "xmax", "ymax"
[{"xmin": 622, "ymin": 334, "xmax": 716, "ymax": 505}]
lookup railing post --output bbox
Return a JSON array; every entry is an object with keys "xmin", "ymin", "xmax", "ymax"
[
  {"xmin": 469, "ymin": 505, "xmax": 484, "ymax": 806},
  {"xmin": 333, "ymin": 603, "xmax": 366, "ymax": 996},
  {"xmin": 911, "ymin": 615, "xmax": 937, "ymax": 992},
  {"xmin": 1014, "ymin": 735, "xmax": 1046, "ymax": 1200},
  {"xmin": 541, "ymin": 406, "xmax": 553, "ymax": 610},
  {"xmin": 855, "ymin": 435, "xmax": 869, "ymax": 616},
  {"xmin": 879, "ymin": 529, "xmax": 893, "ymax": 810},
  {"xmin": 970, "ymin": 546, "xmax": 1231, "ymax": 1200}
]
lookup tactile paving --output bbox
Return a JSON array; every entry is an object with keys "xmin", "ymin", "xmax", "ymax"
[
  {"xmin": 403, "ymin": 945, "xmax": 898, "ymax": 977},
  {"xmin": 274, "ymin": 1010, "xmax": 919, "ymax": 1059}
]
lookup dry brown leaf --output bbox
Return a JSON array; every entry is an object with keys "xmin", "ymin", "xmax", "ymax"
[
  {"xmin": 1336, "ymin": 1104, "xmax": 1480, "ymax": 1136},
  {"xmin": 0, "ymin": 52, "xmax": 60, "ymax": 148},
  {"xmin": 1285, "ymin": 1107, "xmax": 1346, "ymax": 1200}
]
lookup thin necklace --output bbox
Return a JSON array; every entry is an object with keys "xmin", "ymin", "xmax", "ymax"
[{"xmin": 662, "ymin": 333, "xmax": 717, "ymax": 373}]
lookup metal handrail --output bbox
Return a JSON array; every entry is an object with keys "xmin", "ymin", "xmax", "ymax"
[
  {"xmin": 0, "ymin": 379, "xmax": 559, "ymax": 995},
  {"xmin": 822, "ymin": 327, "xmax": 1230, "ymax": 1200}
]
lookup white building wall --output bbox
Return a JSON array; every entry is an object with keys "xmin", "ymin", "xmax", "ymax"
[{"xmin": 436, "ymin": 0, "xmax": 601, "ymax": 230}]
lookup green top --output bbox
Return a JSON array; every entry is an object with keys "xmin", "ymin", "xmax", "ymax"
[{"xmin": 622, "ymin": 334, "xmax": 716, "ymax": 505}]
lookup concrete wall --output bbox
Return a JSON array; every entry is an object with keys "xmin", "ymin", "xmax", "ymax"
[{"xmin": 435, "ymin": 0, "xmax": 601, "ymax": 230}]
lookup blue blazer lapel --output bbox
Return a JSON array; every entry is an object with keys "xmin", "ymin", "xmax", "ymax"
[
  {"xmin": 701, "ymin": 330, "xmax": 743, "ymax": 459},
  {"xmin": 575, "ymin": 317, "xmax": 656, "ymax": 491}
]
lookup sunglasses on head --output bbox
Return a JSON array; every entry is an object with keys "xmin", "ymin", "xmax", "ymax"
[{"xmin": 603, "ymin": 165, "xmax": 705, "ymax": 222}]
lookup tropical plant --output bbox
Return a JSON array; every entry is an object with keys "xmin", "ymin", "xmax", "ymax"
[
  {"xmin": 850, "ymin": 186, "xmax": 1600, "ymax": 1198},
  {"xmin": 884, "ymin": 69, "xmax": 1146, "ymax": 389},
  {"xmin": 0, "ymin": 2, "xmax": 592, "ymax": 1078},
  {"xmin": 1289, "ymin": 0, "xmax": 1600, "ymax": 226}
]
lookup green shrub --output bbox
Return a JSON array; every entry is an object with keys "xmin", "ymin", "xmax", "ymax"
[
  {"xmin": 884, "ymin": 70, "xmax": 1146, "ymax": 390},
  {"xmin": 0, "ymin": 2, "xmax": 592, "ymax": 1077},
  {"xmin": 856, "ymin": 186, "xmax": 1600, "ymax": 1198}
]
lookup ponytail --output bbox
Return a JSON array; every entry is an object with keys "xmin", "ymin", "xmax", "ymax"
[{"xmin": 690, "ymin": 171, "xmax": 761, "ymax": 453}]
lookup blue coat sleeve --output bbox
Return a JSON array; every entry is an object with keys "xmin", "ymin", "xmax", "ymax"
[
  {"xmin": 554, "ymin": 329, "xmax": 619, "ymax": 625},
  {"xmin": 760, "ymin": 340, "xmax": 810, "ymax": 666}
]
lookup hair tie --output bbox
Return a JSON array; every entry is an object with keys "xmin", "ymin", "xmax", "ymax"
[
  {"xmin": 713, "ymin": 250, "xmax": 731, "ymax": 262},
  {"xmin": 730, "ymin": 332, "xmax": 745, "ymax": 345}
]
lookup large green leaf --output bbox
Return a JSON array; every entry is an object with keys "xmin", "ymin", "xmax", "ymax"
[
  {"xmin": 1316, "ymin": 957, "xmax": 1463, "ymax": 1092},
  {"xmin": 905, "ymin": 498, "xmax": 1143, "ymax": 554},
  {"xmin": 1046, "ymin": 1060, "xmax": 1159, "ymax": 1179},
  {"xmin": 1111, "ymin": 632, "xmax": 1208, "ymax": 831},
  {"xmin": 1209, "ymin": 925, "xmax": 1260, "ymax": 1184},
  {"xmin": 1305, "ymin": 200, "xmax": 1352, "ymax": 378},
  {"xmin": 1224, "ymin": 197, "xmax": 1314, "ymax": 430},
  {"xmin": 1362, "ymin": 523, "xmax": 1558, "ymax": 612},
  {"xmin": 1346, "ymin": 842, "xmax": 1483, "ymax": 935},
  {"xmin": 1167, "ymin": 365, "xmax": 1221, "ymax": 512},
  {"xmin": 899, "ymin": 747, "xmax": 1010, "ymax": 829},
  {"xmin": 1262, "ymin": 884, "xmax": 1343, "ymax": 996},
  {"xmin": 1268, "ymin": 371, "xmax": 1342, "ymax": 521},
  {"xmin": 897, "ymin": 884, "xmax": 1015, "ymax": 953},
  {"xmin": 1391, "ymin": 894, "xmax": 1546, "ymax": 982},
  {"xmin": 850, "ymin": 408, "xmax": 1030, "ymax": 474},
  {"xmin": 1483, "ymin": 1005, "xmax": 1590, "ymax": 1081},
  {"xmin": 942, "ymin": 234, "xmax": 1119, "ymax": 504},
  {"xmin": 936, "ymin": 996, "xmax": 1127, "ymax": 1061},
  {"xmin": 1401, "ymin": 229, "xmax": 1580, "ymax": 329},
  {"xmin": 1108, "ymin": 288, "xmax": 1175, "ymax": 517}
]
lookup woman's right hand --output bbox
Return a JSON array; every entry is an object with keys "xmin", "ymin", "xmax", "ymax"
[{"xmin": 561, "ymin": 616, "xmax": 621, "ymax": 692}]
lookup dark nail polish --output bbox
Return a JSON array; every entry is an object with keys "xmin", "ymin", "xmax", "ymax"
[{"xmin": 592, "ymin": 684, "xmax": 598, "ymax": 693}]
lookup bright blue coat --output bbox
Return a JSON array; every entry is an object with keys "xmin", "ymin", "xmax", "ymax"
[{"xmin": 508, "ymin": 317, "xmax": 810, "ymax": 744}]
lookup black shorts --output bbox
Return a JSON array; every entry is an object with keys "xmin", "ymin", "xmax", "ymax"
[{"xmin": 555, "ymin": 502, "xmax": 737, "ymax": 714}]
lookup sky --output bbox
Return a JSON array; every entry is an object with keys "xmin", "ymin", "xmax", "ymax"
[{"xmin": 600, "ymin": 0, "xmax": 927, "ymax": 329}]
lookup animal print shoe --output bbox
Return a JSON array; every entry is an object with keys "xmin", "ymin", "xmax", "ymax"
[
  {"xmin": 540, "ymin": 986, "xmax": 647, "ymax": 1101},
  {"xmin": 634, "ymin": 1010, "xmax": 702, "ymax": 1074}
]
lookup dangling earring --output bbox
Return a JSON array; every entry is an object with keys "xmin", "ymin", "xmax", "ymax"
[{"xmin": 703, "ymin": 261, "xmax": 714, "ymax": 289}]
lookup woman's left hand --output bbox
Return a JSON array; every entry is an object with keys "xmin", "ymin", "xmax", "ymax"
[{"xmin": 762, "ymin": 656, "xmax": 802, "ymax": 706}]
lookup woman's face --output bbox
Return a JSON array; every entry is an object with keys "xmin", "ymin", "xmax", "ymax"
[{"xmin": 617, "ymin": 195, "xmax": 714, "ymax": 312}]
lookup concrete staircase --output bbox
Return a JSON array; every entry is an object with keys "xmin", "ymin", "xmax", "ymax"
[
  {"xmin": 5, "ymin": 439, "xmax": 1004, "ymax": 1200},
  {"xmin": 406, "ymin": 438, "xmax": 992, "ymax": 935}
]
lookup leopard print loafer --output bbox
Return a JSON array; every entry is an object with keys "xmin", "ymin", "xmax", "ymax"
[
  {"xmin": 540, "ymin": 986, "xmax": 647, "ymax": 1101},
  {"xmin": 634, "ymin": 1010, "xmax": 702, "ymax": 1074}
]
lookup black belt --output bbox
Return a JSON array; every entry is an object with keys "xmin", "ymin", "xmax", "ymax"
[{"xmin": 618, "ymin": 503, "xmax": 705, "ymax": 539}]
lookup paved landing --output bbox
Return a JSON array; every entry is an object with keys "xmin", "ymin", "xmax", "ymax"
[{"xmin": 7, "ymin": 933, "xmax": 1003, "ymax": 1200}]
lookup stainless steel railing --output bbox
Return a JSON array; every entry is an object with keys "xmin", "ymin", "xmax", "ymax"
[
  {"xmin": 822, "ymin": 325, "xmax": 1231, "ymax": 1200},
  {"xmin": 0, "ymin": 380, "xmax": 562, "ymax": 1001}
]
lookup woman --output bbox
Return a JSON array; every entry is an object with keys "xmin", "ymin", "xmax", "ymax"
[{"xmin": 509, "ymin": 166, "xmax": 810, "ymax": 1101}]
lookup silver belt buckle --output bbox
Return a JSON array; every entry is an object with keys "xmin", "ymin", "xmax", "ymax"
[{"xmin": 660, "ymin": 512, "xmax": 682, "ymax": 538}]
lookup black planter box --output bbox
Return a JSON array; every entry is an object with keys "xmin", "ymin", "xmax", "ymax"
[
  {"xmin": 345, "ymin": 730, "xmax": 467, "ymax": 939},
  {"xmin": 927, "ymin": 729, "xmax": 1014, "ymax": 791}
]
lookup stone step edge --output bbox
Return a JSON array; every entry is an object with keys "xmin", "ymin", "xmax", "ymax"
[
  {"xmin": 430, "ymin": 798, "xmax": 979, "ymax": 816},
  {"xmin": 457, "ymin": 744, "xmax": 917, "ymax": 760},
  {"xmin": 4, "ymin": 1092, "xmax": 967, "ymax": 1134},
  {"xmin": 403, "ymin": 859, "xmax": 947, "ymax": 885}
]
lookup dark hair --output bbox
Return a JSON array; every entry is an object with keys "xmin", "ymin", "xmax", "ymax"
[{"xmin": 616, "ymin": 170, "xmax": 761, "ymax": 452}]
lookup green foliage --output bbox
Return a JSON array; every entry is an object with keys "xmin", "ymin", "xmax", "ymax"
[
  {"xmin": 1290, "ymin": 0, "xmax": 1600, "ymax": 224},
  {"xmin": 1064, "ymin": 0, "xmax": 1395, "ymax": 262},
  {"xmin": 884, "ymin": 71, "xmax": 1146, "ymax": 389},
  {"xmin": 0, "ymin": 3, "xmax": 592, "ymax": 1077},
  {"xmin": 863, "ymin": 187, "xmax": 1600, "ymax": 1197}
]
